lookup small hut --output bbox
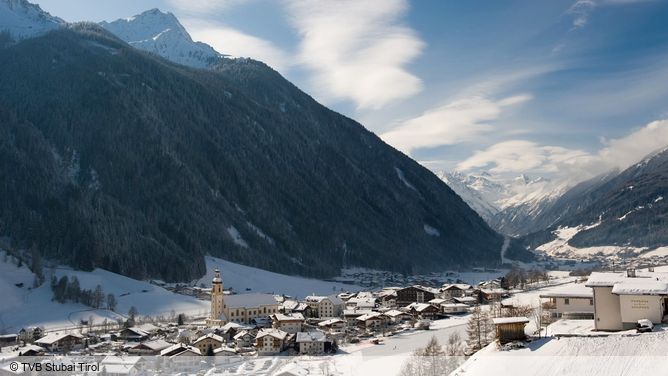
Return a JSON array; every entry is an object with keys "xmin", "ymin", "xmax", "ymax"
[{"xmin": 492, "ymin": 317, "xmax": 529, "ymax": 344}]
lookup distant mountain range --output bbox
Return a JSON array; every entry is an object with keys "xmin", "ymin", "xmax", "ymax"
[
  {"xmin": 442, "ymin": 171, "xmax": 568, "ymax": 236},
  {"xmin": 0, "ymin": 1, "xmax": 530, "ymax": 282},
  {"xmin": 447, "ymin": 148, "xmax": 668, "ymax": 258}
]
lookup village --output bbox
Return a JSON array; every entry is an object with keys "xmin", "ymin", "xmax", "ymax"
[{"xmin": 3, "ymin": 263, "xmax": 668, "ymax": 375}]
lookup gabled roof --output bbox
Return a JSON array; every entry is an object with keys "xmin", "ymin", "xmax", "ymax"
[
  {"xmin": 272, "ymin": 313, "xmax": 305, "ymax": 322},
  {"xmin": 193, "ymin": 333, "xmax": 224, "ymax": 344},
  {"xmin": 442, "ymin": 283, "xmax": 472, "ymax": 291},
  {"xmin": 160, "ymin": 343, "xmax": 201, "ymax": 356},
  {"xmin": 233, "ymin": 330, "xmax": 254, "ymax": 340},
  {"xmin": 256, "ymin": 328, "xmax": 288, "ymax": 341},
  {"xmin": 492, "ymin": 317, "xmax": 530, "ymax": 325},
  {"xmin": 318, "ymin": 318, "xmax": 345, "ymax": 327},
  {"xmin": 35, "ymin": 332, "xmax": 84, "ymax": 345},
  {"xmin": 131, "ymin": 340, "xmax": 172, "ymax": 352},
  {"xmin": 296, "ymin": 331, "xmax": 327, "ymax": 343},
  {"xmin": 384, "ymin": 309, "xmax": 411, "ymax": 317},
  {"xmin": 120, "ymin": 327, "xmax": 149, "ymax": 337}
]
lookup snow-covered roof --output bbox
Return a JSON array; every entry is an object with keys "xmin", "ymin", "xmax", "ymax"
[
  {"xmin": 406, "ymin": 303, "xmax": 434, "ymax": 312},
  {"xmin": 160, "ymin": 343, "xmax": 200, "ymax": 356},
  {"xmin": 272, "ymin": 313, "xmax": 305, "ymax": 322},
  {"xmin": 233, "ymin": 330, "xmax": 253, "ymax": 340},
  {"xmin": 225, "ymin": 293, "xmax": 279, "ymax": 309},
  {"xmin": 492, "ymin": 317, "xmax": 530, "ymax": 325},
  {"xmin": 214, "ymin": 346, "xmax": 237, "ymax": 355},
  {"xmin": 356, "ymin": 312, "xmax": 384, "ymax": 321},
  {"xmin": 35, "ymin": 332, "xmax": 84, "ymax": 345},
  {"xmin": 296, "ymin": 331, "xmax": 327, "ymax": 343},
  {"xmin": 454, "ymin": 296, "xmax": 478, "ymax": 303},
  {"xmin": 343, "ymin": 309, "xmax": 373, "ymax": 316},
  {"xmin": 193, "ymin": 333, "xmax": 224, "ymax": 344},
  {"xmin": 305, "ymin": 294, "xmax": 344, "ymax": 305},
  {"xmin": 256, "ymin": 328, "xmax": 288, "ymax": 340},
  {"xmin": 585, "ymin": 272, "xmax": 629, "ymax": 287},
  {"xmin": 442, "ymin": 283, "xmax": 472, "ymax": 291},
  {"xmin": 131, "ymin": 340, "xmax": 172, "ymax": 351},
  {"xmin": 612, "ymin": 280, "xmax": 668, "ymax": 295},
  {"xmin": 318, "ymin": 318, "xmax": 345, "ymax": 327},
  {"xmin": 539, "ymin": 283, "xmax": 593, "ymax": 298},
  {"xmin": 428, "ymin": 298, "xmax": 447, "ymax": 304},
  {"xmin": 384, "ymin": 309, "xmax": 411, "ymax": 317},
  {"xmin": 441, "ymin": 303, "xmax": 469, "ymax": 308}
]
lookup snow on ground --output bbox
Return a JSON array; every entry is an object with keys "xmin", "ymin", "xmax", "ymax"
[
  {"xmin": 640, "ymin": 247, "xmax": 668, "ymax": 258},
  {"xmin": 537, "ymin": 221, "xmax": 646, "ymax": 258},
  {"xmin": 0, "ymin": 251, "xmax": 208, "ymax": 332},
  {"xmin": 196, "ymin": 256, "xmax": 362, "ymax": 299},
  {"xmin": 453, "ymin": 329, "xmax": 668, "ymax": 376}
]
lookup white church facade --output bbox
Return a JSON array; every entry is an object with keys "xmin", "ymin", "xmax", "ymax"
[{"xmin": 206, "ymin": 269, "xmax": 280, "ymax": 327}]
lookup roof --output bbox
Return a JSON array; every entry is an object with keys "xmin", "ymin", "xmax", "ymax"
[
  {"xmin": 233, "ymin": 330, "xmax": 253, "ymax": 340},
  {"xmin": 454, "ymin": 296, "xmax": 477, "ymax": 302},
  {"xmin": 120, "ymin": 327, "xmax": 149, "ymax": 337},
  {"xmin": 193, "ymin": 333, "xmax": 224, "ymax": 344},
  {"xmin": 131, "ymin": 340, "xmax": 172, "ymax": 351},
  {"xmin": 612, "ymin": 280, "xmax": 668, "ymax": 295},
  {"xmin": 356, "ymin": 312, "xmax": 384, "ymax": 321},
  {"xmin": 384, "ymin": 309, "xmax": 411, "ymax": 317},
  {"xmin": 318, "ymin": 318, "xmax": 345, "ymax": 327},
  {"xmin": 539, "ymin": 283, "xmax": 593, "ymax": 299},
  {"xmin": 256, "ymin": 328, "xmax": 288, "ymax": 341},
  {"xmin": 304, "ymin": 295, "xmax": 344, "ymax": 305},
  {"xmin": 406, "ymin": 303, "xmax": 436, "ymax": 312},
  {"xmin": 225, "ymin": 293, "xmax": 279, "ymax": 309},
  {"xmin": 585, "ymin": 272, "xmax": 629, "ymax": 287},
  {"xmin": 214, "ymin": 346, "xmax": 237, "ymax": 355},
  {"xmin": 160, "ymin": 343, "xmax": 201, "ymax": 356},
  {"xmin": 272, "ymin": 313, "xmax": 305, "ymax": 322},
  {"xmin": 35, "ymin": 332, "xmax": 84, "ymax": 345},
  {"xmin": 428, "ymin": 298, "xmax": 447, "ymax": 304},
  {"xmin": 343, "ymin": 309, "xmax": 373, "ymax": 316},
  {"xmin": 296, "ymin": 331, "xmax": 327, "ymax": 343},
  {"xmin": 492, "ymin": 317, "xmax": 530, "ymax": 325},
  {"xmin": 442, "ymin": 283, "xmax": 472, "ymax": 291},
  {"xmin": 441, "ymin": 303, "xmax": 469, "ymax": 308}
]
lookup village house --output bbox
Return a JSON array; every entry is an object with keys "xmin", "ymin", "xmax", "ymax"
[
  {"xmin": 295, "ymin": 331, "xmax": 328, "ymax": 354},
  {"xmin": 539, "ymin": 283, "xmax": 594, "ymax": 319},
  {"xmin": 454, "ymin": 296, "xmax": 478, "ymax": 306},
  {"xmin": 255, "ymin": 328, "xmax": 289, "ymax": 355},
  {"xmin": 441, "ymin": 284, "xmax": 472, "ymax": 298},
  {"xmin": 0, "ymin": 334, "xmax": 18, "ymax": 347},
  {"xmin": 356, "ymin": 312, "xmax": 389, "ymax": 330},
  {"xmin": 586, "ymin": 269, "xmax": 668, "ymax": 331},
  {"xmin": 384, "ymin": 309, "xmax": 413, "ymax": 324},
  {"xmin": 406, "ymin": 302, "xmax": 441, "ymax": 319},
  {"xmin": 35, "ymin": 332, "xmax": 85, "ymax": 352},
  {"xmin": 304, "ymin": 295, "xmax": 345, "ymax": 318},
  {"xmin": 117, "ymin": 327, "xmax": 150, "ymax": 342},
  {"xmin": 18, "ymin": 344, "xmax": 45, "ymax": 356},
  {"xmin": 271, "ymin": 313, "xmax": 305, "ymax": 334},
  {"xmin": 281, "ymin": 300, "xmax": 311, "ymax": 316},
  {"xmin": 343, "ymin": 309, "xmax": 374, "ymax": 326},
  {"xmin": 233, "ymin": 330, "xmax": 255, "ymax": 348},
  {"xmin": 441, "ymin": 303, "xmax": 469, "ymax": 314},
  {"xmin": 192, "ymin": 333, "xmax": 225, "ymax": 354},
  {"xmin": 160, "ymin": 344, "xmax": 202, "ymax": 374},
  {"xmin": 473, "ymin": 287, "xmax": 509, "ymax": 303},
  {"xmin": 317, "ymin": 318, "xmax": 346, "ymax": 332},
  {"xmin": 492, "ymin": 317, "xmax": 529, "ymax": 344},
  {"xmin": 160, "ymin": 343, "xmax": 201, "ymax": 357},
  {"xmin": 396, "ymin": 285, "xmax": 439, "ymax": 306}
]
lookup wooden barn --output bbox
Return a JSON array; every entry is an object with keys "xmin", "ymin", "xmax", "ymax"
[{"xmin": 492, "ymin": 317, "xmax": 529, "ymax": 344}]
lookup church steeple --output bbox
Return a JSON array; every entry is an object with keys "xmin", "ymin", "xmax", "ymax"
[{"xmin": 209, "ymin": 268, "xmax": 225, "ymax": 324}]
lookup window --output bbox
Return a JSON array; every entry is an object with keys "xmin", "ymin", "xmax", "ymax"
[
  {"xmin": 564, "ymin": 298, "xmax": 570, "ymax": 305},
  {"xmin": 589, "ymin": 299, "xmax": 593, "ymax": 305}
]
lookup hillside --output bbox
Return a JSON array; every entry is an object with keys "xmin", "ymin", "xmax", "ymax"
[
  {"xmin": 0, "ymin": 25, "xmax": 529, "ymax": 282},
  {"xmin": 523, "ymin": 148, "xmax": 668, "ymax": 253}
]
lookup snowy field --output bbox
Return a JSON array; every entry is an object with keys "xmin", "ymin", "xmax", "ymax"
[{"xmin": 0, "ymin": 251, "xmax": 209, "ymax": 332}]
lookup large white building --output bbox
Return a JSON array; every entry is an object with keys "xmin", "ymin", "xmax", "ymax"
[
  {"xmin": 586, "ymin": 269, "xmax": 668, "ymax": 331},
  {"xmin": 206, "ymin": 269, "xmax": 280, "ymax": 327},
  {"xmin": 304, "ymin": 295, "xmax": 344, "ymax": 318}
]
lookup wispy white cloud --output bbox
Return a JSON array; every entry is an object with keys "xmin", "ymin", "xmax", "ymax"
[
  {"xmin": 182, "ymin": 19, "xmax": 291, "ymax": 72},
  {"xmin": 284, "ymin": 0, "xmax": 424, "ymax": 110},
  {"xmin": 381, "ymin": 94, "xmax": 532, "ymax": 154},
  {"xmin": 568, "ymin": 0, "xmax": 596, "ymax": 29},
  {"xmin": 168, "ymin": 0, "xmax": 249, "ymax": 14},
  {"xmin": 457, "ymin": 119, "xmax": 668, "ymax": 182}
]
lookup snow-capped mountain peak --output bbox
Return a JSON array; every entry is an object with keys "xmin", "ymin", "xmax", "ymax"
[
  {"xmin": 0, "ymin": 0, "xmax": 64, "ymax": 41},
  {"xmin": 100, "ymin": 8, "xmax": 223, "ymax": 69}
]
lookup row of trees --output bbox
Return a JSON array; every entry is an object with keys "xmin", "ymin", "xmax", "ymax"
[
  {"xmin": 400, "ymin": 335, "xmax": 465, "ymax": 376},
  {"xmin": 502, "ymin": 267, "xmax": 549, "ymax": 289},
  {"xmin": 50, "ymin": 275, "xmax": 117, "ymax": 311}
]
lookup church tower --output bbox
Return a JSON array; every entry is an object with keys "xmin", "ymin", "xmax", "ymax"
[{"xmin": 208, "ymin": 268, "xmax": 225, "ymax": 326}]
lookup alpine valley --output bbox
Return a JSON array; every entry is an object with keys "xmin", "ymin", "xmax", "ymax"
[{"xmin": 0, "ymin": 1, "xmax": 532, "ymax": 283}]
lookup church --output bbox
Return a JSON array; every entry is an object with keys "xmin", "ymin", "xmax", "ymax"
[{"xmin": 206, "ymin": 269, "xmax": 280, "ymax": 327}]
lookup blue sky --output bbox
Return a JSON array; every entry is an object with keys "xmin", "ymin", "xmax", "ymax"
[{"xmin": 36, "ymin": 0, "xmax": 668, "ymax": 182}]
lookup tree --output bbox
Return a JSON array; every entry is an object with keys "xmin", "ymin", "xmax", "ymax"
[
  {"xmin": 445, "ymin": 333, "xmax": 463, "ymax": 356},
  {"xmin": 92, "ymin": 285, "xmax": 104, "ymax": 309},
  {"xmin": 399, "ymin": 336, "xmax": 462, "ymax": 376},
  {"xmin": 106, "ymin": 293, "xmax": 117, "ymax": 311},
  {"xmin": 126, "ymin": 306, "xmax": 138, "ymax": 327},
  {"xmin": 30, "ymin": 246, "xmax": 44, "ymax": 287},
  {"xmin": 177, "ymin": 313, "xmax": 185, "ymax": 326},
  {"xmin": 206, "ymin": 344, "xmax": 215, "ymax": 356},
  {"xmin": 465, "ymin": 306, "xmax": 493, "ymax": 354}
]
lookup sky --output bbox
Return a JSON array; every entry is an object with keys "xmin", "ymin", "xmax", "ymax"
[{"xmin": 35, "ymin": 0, "xmax": 668, "ymax": 184}]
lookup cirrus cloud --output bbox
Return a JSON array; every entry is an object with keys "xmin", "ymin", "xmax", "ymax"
[
  {"xmin": 285, "ymin": 0, "xmax": 424, "ymax": 110},
  {"xmin": 381, "ymin": 94, "xmax": 533, "ymax": 154}
]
